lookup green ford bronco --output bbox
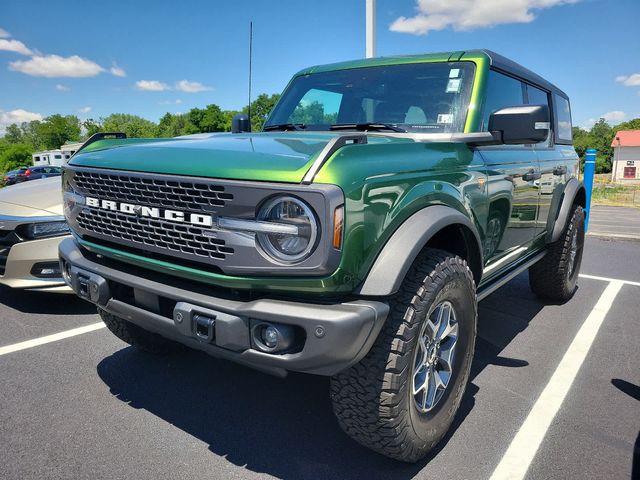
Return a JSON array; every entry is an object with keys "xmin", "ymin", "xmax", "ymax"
[{"xmin": 60, "ymin": 49, "xmax": 585, "ymax": 462}]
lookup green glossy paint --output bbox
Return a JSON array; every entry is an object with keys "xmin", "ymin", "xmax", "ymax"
[{"xmin": 67, "ymin": 49, "xmax": 561, "ymax": 297}]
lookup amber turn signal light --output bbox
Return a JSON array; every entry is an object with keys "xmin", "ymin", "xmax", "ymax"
[{"xmin": 333, "ymin": 206, "xmax": 344, "ymax": 250}]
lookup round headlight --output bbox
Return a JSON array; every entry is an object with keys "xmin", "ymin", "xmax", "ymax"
[{"xmin": 256, "ymin": 196, "xmax": 318, "ymax": 263}]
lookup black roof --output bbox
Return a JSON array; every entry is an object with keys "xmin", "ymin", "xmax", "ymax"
[{"xmin": 481, "ymin": 49, "xmax": 568, "ymax": 98}]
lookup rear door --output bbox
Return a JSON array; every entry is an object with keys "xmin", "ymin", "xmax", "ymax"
[
  {"xmin": 528, "ymin": 86, "xmax": 571, "ymax": 238},
  {"xmin": 477, "ymin": 70, "xmax": 541, "ymax": 271}
]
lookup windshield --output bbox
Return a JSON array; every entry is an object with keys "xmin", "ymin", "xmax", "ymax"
[{"xmin": 266, "ymin": 61, "xmax": 475, "ymax": 133}]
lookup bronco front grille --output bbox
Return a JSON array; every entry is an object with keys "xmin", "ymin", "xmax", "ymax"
[
  {"xmin": 77, "ymin": 208, "xmax": 234, "ymax": 261},
  {"xmin": 73, "ymin": 170, "xmax": 234, "ymax": 213},
  {"xmin": 65, "ymin": 167, "xmax": 342, "ymax": 276}
]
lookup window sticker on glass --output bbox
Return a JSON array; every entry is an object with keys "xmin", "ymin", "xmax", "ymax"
[
  {"xmin": 437, "ymin": 114, "xmax": 454, "ymax": 124},
  {"xmin": 446, "ymin": 78, "xmax": 461, "ymax": 93},
  {"xmin": 449, "ymin": 68, "xmax": 460, "ymax": 78}
]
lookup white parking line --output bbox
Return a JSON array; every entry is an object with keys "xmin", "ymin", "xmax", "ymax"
[
  {"xmin": 490, "ymin": 280, "xmax": 624, "ymax": 480},
  {"xmin": 579, "ymin": 273, "xmax": 640, "ymax": 287},
  {"xmin": 0, "ymin": 323, "xmax": 106, "ymax": 357}
]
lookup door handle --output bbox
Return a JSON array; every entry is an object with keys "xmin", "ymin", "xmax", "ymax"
[
  {"xmin": 522, "ymin": 170, "xmax": 541, "ymax": 181},
  {"xmin": 553, "ymin": 165, "xmax": 567, "ymax": 175}
]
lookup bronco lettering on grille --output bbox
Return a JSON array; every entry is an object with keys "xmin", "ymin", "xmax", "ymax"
[{"xmin": 85, "ymin": 197, "xmax": 213, "ymax": 227}]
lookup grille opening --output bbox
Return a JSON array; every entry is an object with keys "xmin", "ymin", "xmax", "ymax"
[
  {"xmin": 107, "ymin": 279, "xmax": 179, "ymax": 320},
  {"xmin": 0, "ymin": 229, "xmax": 23, "ymax": 276},
  {"xmin": 109, "ymin": 281, "xmax": 135, "ymax": 304},
  {"xmin": 73, "ymin": 171, "xmax": 233, "ymax": 212},
  {"xmin": 76, "ymin": 209, "xmax": 234, "ymax": 262},
  {"xmin": 159, "ymin": 296, "xmax": 177, "ymax": 319},
  {"xmin": 84, "ymin": 235, "xmax": 226, "ymax": 276}
]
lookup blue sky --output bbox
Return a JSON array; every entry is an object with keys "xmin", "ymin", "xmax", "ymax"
[{"xmin": 1, "ymin": 0, "xmax": 639, "ymax": 134}]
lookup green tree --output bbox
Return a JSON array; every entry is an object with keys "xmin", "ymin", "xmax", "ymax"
[
  {"xmin": 290, "ymin": 101, "xmax": 337, "ymax": 125},
  {"xmin": 187, "ymin": 104, "xmax": 227, "ymax": 133},
  {"xmin": 0, "ymin": 143, "xmax": 33, "ymax": 173},
  {"xmin": 223, "ymin": 110, "xmax": 241, "ymax": 132},
  {"xmin": 613, "ymin": 118, "xmax": 640, "ymax": 132},
  {"xmin": 4, "ymin": 124, "xmax": 24, "ymax": 144},
  {"xmin": 36, "ymin": 114, "xmax": 81, "ymax": 149},
  {"xmin": 82, "ymin": 118, "xmax": 103, "ymax": 138},
  {"xmin": 158, "ymin": 113, "xmax": 195, "ymax": 137},
  {"xmin": 101, "ymin": 113, "xmax": 158, "ymax": 138},
  {"xmin": 244, "ymin": 93, "xmax": 281, "ymax": 131}
]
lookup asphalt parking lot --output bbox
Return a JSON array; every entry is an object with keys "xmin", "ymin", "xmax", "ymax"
[
  {"xmin": 0, "ymin": 236, "xmax": 638, "ymax": 480},
  {"xmin": 588, "ymin": 205, "xmax": 640, "ymax": 241}
]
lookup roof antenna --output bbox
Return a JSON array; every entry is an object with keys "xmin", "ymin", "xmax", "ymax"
[{"xmin": 248, "ymin": 21, "xmax": 253, "ymax": 130}]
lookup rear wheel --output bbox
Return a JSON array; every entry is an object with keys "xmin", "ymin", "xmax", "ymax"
[
  {"xmin": 98, "ymin": 308, "xmax": 181, "ymax": 354},
  {"xmin": 529, "ymin": 204, "xmax": 585, "ymax": 301},
  {"xmin": 330, "ymin": 248, "xmax": 477, "ymax": 462}
]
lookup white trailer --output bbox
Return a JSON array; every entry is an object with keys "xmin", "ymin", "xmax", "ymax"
[{"xmin": 32, "ymin": 149, "xmax": 69, "ymax": 167}]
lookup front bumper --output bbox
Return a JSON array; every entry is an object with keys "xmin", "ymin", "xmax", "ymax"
[
  {"xmin": 59, "ymin": 238, "xmax": 388, "ymax": 376},
  {"xmin": 0, "ymin": 235, "xmax": 71, "ymax": 291}
]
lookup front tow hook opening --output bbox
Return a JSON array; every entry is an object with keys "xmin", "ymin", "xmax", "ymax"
[
  {"xmin": 193, "ymin": 313, "xmax": 216, "ymax": 343},
  {"xmin": 77, "ymin": 275, "xmax": 90, "ymax": 298}
]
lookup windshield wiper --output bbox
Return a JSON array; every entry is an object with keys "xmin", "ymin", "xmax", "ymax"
[
  {"xmin": 329, "ymin": 123, "xmax": 406, "ymax": 133},
  {"xmin": 263, "ymin": 123, "xmax": 306, "ymax": 131}
]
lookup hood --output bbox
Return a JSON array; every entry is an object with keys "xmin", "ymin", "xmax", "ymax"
[
  {"xmin": 68, "ymin": 132, "xmax": 401, "ymax": 183},
  {"xmin": 0, "ymin": 177, "xmax": 63, "ymax": 216}
]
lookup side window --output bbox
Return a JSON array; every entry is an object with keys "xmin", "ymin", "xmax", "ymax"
[
  {"xmin": 526, "ymin": 84, "xmax": 551, "ymax": 145},
  {"xmin": 289, "ymin": 88, "xmax": 342, "ymax": 125},
  {"xmin": 526, "ymin": 84, "xmax": 549, "ymax": 107},
  {"xmin": 481, "ymin": 70, "xmax": 525, "ymax": 130},
  {"xmin": 554, "ymin": 94, "xmax": 572, "ymax": 144}
]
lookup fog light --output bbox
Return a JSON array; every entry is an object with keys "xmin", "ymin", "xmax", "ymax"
[
  {"xmin": 251, "ymin": 321, "xmax": 296, "ymax": 353},
  {"xmin": 30, "ymin": 262, "xmax": 62, "ymax": 278},
  {"xmin": 263, "ymin": 325, "xmax": 279, "ymax": 348}
]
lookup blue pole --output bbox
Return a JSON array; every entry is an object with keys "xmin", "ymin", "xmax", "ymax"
[{"xmin": 583, "ymin": 148, "xmax": 596, "ymax": 231}]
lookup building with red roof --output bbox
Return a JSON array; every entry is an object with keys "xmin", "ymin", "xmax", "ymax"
[{"xmin": 611, "ymin": 130, "xmax": 640, "ymax": 183}]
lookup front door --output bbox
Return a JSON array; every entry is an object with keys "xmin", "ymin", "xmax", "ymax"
[
  {"xmin": 476, "ymin": 70, "xmax": 541, "ymax": 273},
  {"xmin": 480, "ymin": 147, "xmax": 540, "ymax": 269}
]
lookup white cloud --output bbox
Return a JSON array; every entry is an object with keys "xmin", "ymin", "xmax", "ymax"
[
  {"xmin": 390, "ymin": 0, "xmax": 581, "ymax": 35},
  {"xmin": 135, "ymin": 80, "xmax": 171, "ymax": 91},
  {"xmin": 582, "ymin": 111, "xmax": 627, "ymax": 130},
  {"xmin": 602, "ymin": 111, "xmax": 626, "ymax": 124},
  {"xmin": 9, "ymin": 54, "xmax": 105, "ymax": 77},
  {"xmin": 0, "ymin": 108, "xmax": 43, "ymax": 134},
  {"xmin": 78, "ymin": 106, "xmax": 92, "ymax": 113},
  {"xmin": 0, "ymin": 38, "xmax": 33, "ymax": 55},
  {"xmin": 175, "ymin": 79, "xmax": 212, "ymax": 93},
  {"xmin": 159, "ymin": 99, "xmax": 183, "ymax": 105},
  {"xmin": 55, "ymin": 84, "xmax": 69, "ymax": 91},
  {"xmin": 110, "ymin": 63, "xmax": 126, "ymax": 77},
  {"xmin": 615, "ymin": 73, "xmax": 640, "ymax": 87},
  {"xmin": 0, "ymin": 28, "xmax": 10, "ymax": 38}
]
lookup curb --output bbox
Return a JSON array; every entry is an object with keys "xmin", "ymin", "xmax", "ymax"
[{"xmin": 586, "ymin": 232, "xmax": 640, "ymax": 243}]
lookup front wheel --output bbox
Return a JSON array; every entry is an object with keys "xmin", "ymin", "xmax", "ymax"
[
  {"xmin": 529, "ymin": 204, "xmax": 585, "ymax": 301},
  {"xmin": 330, "ymin": 248, "xmax": 477, "ymax": 462}
]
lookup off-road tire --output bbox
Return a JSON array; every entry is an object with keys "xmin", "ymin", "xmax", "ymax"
[
  {"xmin": 330, "ymin": 248, "xmax": 477, "ymax": 462},
  {"xmin": 98, "ymin": 308, "xmax": 181, "ymax": 354},
  {"xmin": 529, "ymin": 204, "xmax": 585, "ymax": 301}
]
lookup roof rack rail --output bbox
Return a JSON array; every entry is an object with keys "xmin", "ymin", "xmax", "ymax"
[{"xmin": 72, "ymin": 132, "xmax": 127, "ymax": 157}]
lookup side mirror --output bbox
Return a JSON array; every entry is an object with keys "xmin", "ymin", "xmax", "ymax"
[
  {"xmin": 231, "ymin": 114, "xmax": 251, "ymax": 133},
  {"xmin": 488, "ymin": 105, "xmax": 550, "ymax": 144}
]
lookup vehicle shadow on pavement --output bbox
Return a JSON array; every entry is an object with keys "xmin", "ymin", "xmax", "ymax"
[
  {"xmin": 96, "ymin": 273, "xmax": 547, "ymax": 479},
  {"xmin": 0, "ymin": 285, "xmax": 96, "ymax": 315}
]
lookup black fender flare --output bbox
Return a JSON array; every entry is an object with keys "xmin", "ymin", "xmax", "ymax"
[
  {"xmin": 547, "ymin": 178, "xmax": 586, "ymax": 243},
  {"xmin": 355, "ymin": 205, "xmax": 483, "ymax": 296}
]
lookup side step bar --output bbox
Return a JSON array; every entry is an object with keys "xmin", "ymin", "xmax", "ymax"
[{"xmin": 477, "ymin": 251, "xmax": 546, "ymax": 301}]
